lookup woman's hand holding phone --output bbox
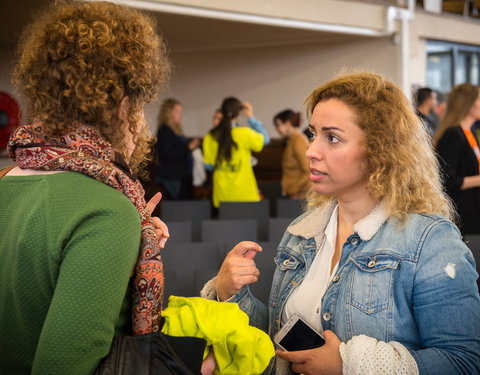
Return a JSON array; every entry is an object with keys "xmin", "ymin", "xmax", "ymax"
[
  {"xmin": 276, "ymin": 330, "xmax": 343, "ymax": 375},
  {"xmin": 215, "ymin": 241, "xmax": 262, "ymax": 301}
]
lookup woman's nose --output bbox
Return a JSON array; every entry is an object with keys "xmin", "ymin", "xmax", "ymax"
[{"xmin": 306, "ymin": 138, "xmax": 322, "ymax": 161}]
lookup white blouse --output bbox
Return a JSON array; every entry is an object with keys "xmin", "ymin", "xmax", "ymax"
[{"xmin": 282, "ymin": 205, "xmax": 339, "ymax": 332}]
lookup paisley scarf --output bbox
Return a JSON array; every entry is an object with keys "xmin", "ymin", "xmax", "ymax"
[{"xmin": 8, "ymin": 123, "xmax": 164, "ymax": 335}]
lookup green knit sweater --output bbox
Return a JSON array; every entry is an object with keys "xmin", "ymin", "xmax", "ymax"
[{"xmin": 0, "ymin": 171, "xmax": 141, "ymax": 374}]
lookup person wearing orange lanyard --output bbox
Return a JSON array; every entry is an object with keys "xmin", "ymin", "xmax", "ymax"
[{"xmin": 435, "ymin": 83, "xmax": 480, "ymax": 234}]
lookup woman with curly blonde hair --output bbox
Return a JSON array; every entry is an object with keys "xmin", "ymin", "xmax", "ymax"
[
  {"xmin": 0, "ymin": 2, "xmax": 172, "ymax": 374},
  {"xmin": 206, "ymin": 72, "xmax": 480, "ymax": 374}
]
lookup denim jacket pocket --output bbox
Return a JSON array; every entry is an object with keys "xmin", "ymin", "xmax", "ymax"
[
  {"xmin": 349, "ymin": 253, "xmax": 401, "ymax": 314},
  {"xmin": 270, "ymin": 250, "xmax": 304, "ymax": 308},
  {"xmin": 274, "ymin": 251, "xmax": 303, "ymax": 271}
]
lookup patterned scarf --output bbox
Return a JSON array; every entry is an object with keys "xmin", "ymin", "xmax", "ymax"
[{"xmin": 8, "ymin": 123, "xmax": 164, "ymax": 336}]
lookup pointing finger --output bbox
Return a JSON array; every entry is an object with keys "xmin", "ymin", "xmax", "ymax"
[
  {"xmin": 230, "ymin": 241, "xmax": 262, "ymax": 258},
  {"xmin": 146, "ymin": 192, "xmax": 162, "ymax": 215}
]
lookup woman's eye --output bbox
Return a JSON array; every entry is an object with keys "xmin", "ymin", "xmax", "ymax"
[
  {"xmin": 307, "ymin": 131, "xmax": 316, "ymax": 142},
  {"xmin": 328, "ymin": 134, "xmax": 340, "ymax": 143}
]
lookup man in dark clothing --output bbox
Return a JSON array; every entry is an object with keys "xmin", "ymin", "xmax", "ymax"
[{"xmin": 415, "ymin": 87, "xmax": 437, "ymax": 137}]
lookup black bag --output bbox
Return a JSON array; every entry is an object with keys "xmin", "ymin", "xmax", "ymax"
[{"xmin": 94, "ymin": 332, "xmax": 207, "ymax": 375}]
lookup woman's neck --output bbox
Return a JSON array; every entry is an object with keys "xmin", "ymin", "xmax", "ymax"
[
  {"xmin": 460, "ymin": 115, "xmax": 476, "ymax": 130},
  {"xmin": 287, "ymin": 127, "xmax": 299, "ymax": 138},
  {"xmin": 337, "ymin": 194, "xmax": 377, "ymax": 231}
]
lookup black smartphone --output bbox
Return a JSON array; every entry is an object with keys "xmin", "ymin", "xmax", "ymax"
[{"xmin": 273, "ymin": 314, "xmax": 325, "ymax": 351}]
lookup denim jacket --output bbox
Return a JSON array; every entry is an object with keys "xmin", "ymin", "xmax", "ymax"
[{"xmin": 223, "ymin": 201, "xmax": 480, "ymax": 374}]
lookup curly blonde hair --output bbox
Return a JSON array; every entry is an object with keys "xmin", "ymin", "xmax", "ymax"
[
  {"xmin": 12, "ymin": 0, "xmax": 170, "ymax": 176},
  {"xmin": 305, "ymin": 71, "xmax": 454, "ymax": 220}
]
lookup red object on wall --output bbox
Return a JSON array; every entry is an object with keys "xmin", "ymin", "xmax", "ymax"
[{"xmin": 0, "ymin": 92, "xmax": 21, "ymax": 150}]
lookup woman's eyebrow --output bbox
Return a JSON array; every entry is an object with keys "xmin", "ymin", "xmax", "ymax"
[{"xmin": 320, "ymin": 126, "xmax": 344, "ymax": 132}]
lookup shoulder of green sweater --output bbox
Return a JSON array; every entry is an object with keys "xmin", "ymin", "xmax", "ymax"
[{"xmin": 35, "ymin": 172, "xmax": 141, "ymax": 225}]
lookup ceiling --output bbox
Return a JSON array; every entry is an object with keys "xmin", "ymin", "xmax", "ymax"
[
  {"xmin": 0, "ymin": 0, "xmax": 362, "ymax": 54},
  {"xmin": 1, "ymin": 1, "xmax": 478, "ymax": 53}
]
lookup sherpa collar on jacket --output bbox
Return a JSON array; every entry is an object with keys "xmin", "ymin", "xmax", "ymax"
[{"xmin": 287, "ymin": 200, "xmax": 389, "ymax": 241}]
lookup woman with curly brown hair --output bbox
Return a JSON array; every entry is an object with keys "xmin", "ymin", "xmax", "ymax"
[
  {"xmin": 0, "ymin": 2, "xmax": 171, "ymax": 374},
  {"xmin": 204, "ymin": 72, "xmax": 480, "ymax": 374}
]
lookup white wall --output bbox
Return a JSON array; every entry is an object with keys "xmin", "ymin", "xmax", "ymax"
[
  {"xmin": 1, "ymin": 35, "xmax": 400, "ymax": 145},
  {"xmin": 154, "ymin": 36, "xmax": 399, "ymax": 138}
]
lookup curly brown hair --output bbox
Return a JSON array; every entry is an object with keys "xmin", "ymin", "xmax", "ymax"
[
  {"xmin": 12, "ymin": 0, "xmax": 170, "ymax": 175},
  {"xmin": 305, "ymin": 71, "xmax": 454, "ymax": 221}
]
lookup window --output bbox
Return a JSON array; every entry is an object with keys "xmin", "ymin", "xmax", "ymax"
[{"xmin": 426, "ymin": 41, "xmax": 480, "ymax": 95}]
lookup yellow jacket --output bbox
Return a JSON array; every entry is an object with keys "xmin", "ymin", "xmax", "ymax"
[{"xmin": 161, "ymin": 296, "xmax": 274, "ymax": 374}]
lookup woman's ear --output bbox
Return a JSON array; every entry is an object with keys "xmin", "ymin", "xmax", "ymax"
[{"xmin": 118, "ymin": 96, "xmax": 130, "ymax": 123}]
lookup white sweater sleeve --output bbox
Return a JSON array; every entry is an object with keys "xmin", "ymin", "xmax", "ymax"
[
  {"xmin": 339, "ymin": 335, "xmax": 419, "ymax": 375},
  {"xmin": 200, "ymin": 276, "xmax": 217, "ymax": 300}
]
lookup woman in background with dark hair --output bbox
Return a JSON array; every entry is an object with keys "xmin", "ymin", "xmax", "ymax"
[
  {"xmin": 154, "ymin": 98, "xmax": 200, "ymax": 199},
  {"xmin": 203, "ymin": 97, "xmax": 269, "ymax": 208},
  {"xmin": 274, "ymin": 109, "xmax": 310, "ymax": 199},
  {"xmin": 435, "ymin": 83, "xmax": 480, "ymax": 234}
]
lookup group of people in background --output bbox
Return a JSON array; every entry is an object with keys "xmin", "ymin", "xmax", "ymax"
[
  {"xmin": 414, "ymin": 85, "xmax": 480, "ymax": 234},
  {"xmin": 153, "ymin": 98, "xmax": 313, "ymax": 206},
  {"xmin": 154, "ymin": 83, "xmax": 480, "ymax": 236}
]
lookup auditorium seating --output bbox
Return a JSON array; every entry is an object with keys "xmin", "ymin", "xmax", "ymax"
[
  {"xmin": 159, "ymin": 199, "xmax": 302, "ymax": 302},
  {"xmin": 276, "ymin": 198, "xmax": 304, "ymax": 218},
  {"xmin": 161, "ymin": 200, "xmax": 211, "ymax": 241},
  {"xmin": 219, "ymin": 201, "xmax": 270, "ymax": 241}
]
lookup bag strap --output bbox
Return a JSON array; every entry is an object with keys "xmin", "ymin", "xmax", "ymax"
[{"xmin": 0, "ymin": 165, "xmax": 16, "ymax": 180}]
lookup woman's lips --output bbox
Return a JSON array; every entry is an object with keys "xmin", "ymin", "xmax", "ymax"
[{"xmin": 310, "ymin": 168, "xmax": 328, "ymax": 182}]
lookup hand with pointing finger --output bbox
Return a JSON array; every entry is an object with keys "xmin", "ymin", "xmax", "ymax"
[
  {"xmin": 275, "ymin": 330, "xmax": 343, "ymax": 375},
  {"xmin": 146, "ymin": 192, "xmax": 170, "ymax": 248},
  {"xmin": 216, "ymin": 241, "xmax": 262, "ymax": 301}
]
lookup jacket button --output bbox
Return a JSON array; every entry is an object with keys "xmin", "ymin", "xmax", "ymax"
[
  {"xmin": 282, "ymin": 259, "xmax": 289, "ymax": 266},
  {"xmin": 367, "ymin": 260, "xmax": 376, "ymax": 268},
  {"xmin": 332, "ymin": 274, "xmax": 340, "ymax": 282},
  {"xmin": 350, "ymin": 238, "xmax": 359, "ymax": 246},
  {"xmin": 323, "ymin": 312, "xmax": 331, "ymax": 321}
]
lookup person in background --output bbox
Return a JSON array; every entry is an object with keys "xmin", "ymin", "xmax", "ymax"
[
  {"xmin": 415, "ymin": 87, "xmax": 437, "ymax": 137},
  {"xmin": 202, "ymin": 72, "xmax": 480, "ymax": 375},
  {"xmin": 432, "ymin": 91, "xmax": 448, "ymax": 129},
  {"xmin": 0, "ymin": 2, "xmax": 172, "ymax": 373},
  {"xmin": 472, "ymin": 119, "xmax": 480, "ymax": 145},
  {"xmin": 203, "ymin": 97, "xmax": 270, "ymax": 208},
  {"xmin": 435, "ymin": 83, "xmax": 480, "ymax": 234},
  {"xmin": 154, "ymin": 98, "xmax": 200, "ymax": 199},
  {"xmin": 273, "ymin": 109, "xmax": 310, "ymax": 199},
  {"xmin": 212, "ymin": 108, "xmax": 222, "ymax": 128}
]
